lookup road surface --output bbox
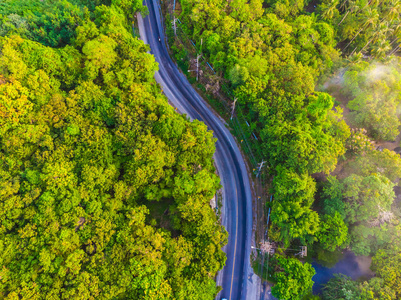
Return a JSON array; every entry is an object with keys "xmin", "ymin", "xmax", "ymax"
[{"xmin": 137, "ymin": 1, "xmax": 253, "ymax": 299}]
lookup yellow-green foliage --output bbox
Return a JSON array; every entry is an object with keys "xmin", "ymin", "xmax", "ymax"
[{"xmin": 0, "ymin": 2, "xmax": 226, "ymax": 299}]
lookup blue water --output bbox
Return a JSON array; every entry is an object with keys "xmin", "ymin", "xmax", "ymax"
[{"xmin": 312, "ymin": 251, "xmax": 374, "ymax": 293}]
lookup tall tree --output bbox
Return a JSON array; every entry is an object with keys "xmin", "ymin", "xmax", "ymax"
[{"xmin": 272, "ymin": 255, "xmax": 316, "ymax": 300}]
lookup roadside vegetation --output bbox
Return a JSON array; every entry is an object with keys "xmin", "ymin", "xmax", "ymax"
[
  {"xmin": 0, "ymin": 0, "xmax": 226, "ymax": 299},
  {"xmin": 167, "ymin": 0, "xmax": 401, "ymax": 298},
  {"xmin": 2, "ymin": 0, "xmax": 401, "ymax": 298}
]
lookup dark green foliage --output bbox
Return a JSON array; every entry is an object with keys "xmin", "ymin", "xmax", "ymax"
[
  {"xmin": 314, "ymin": 247, "xmax": 344, "ymax": 268},
  {"xmin": 321, "ymin": 274, "xmax": 362, "ymax": 300},
  {"xmin": 321, "ymin": 248, "xmax": 401, "ymax": 299},
  {"xmin": 322, "ymin": 273, "xmax": 398, "ymax": 300},
  {"xmin": 0, "ymin": 0, "xmax": 86, "ymax": 47},
  {"xmin": 0, "ymin": 0, "xmax": 144, "ymax": 47},
  {"xmin": 322, "ymin": 176, "xmax": 346, "ymax": 218}
]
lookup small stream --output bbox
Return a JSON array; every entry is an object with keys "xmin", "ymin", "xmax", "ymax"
[{"xmin": 312, "ymin": 251, "xmax": 375, "ymax": 293}]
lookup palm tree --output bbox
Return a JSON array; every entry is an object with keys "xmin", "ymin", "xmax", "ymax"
[
  {"xmin": 371, "ymin": 38, "xmax": 391, "ymax": 58},
  {"xmin": 321, "ymin": 0, "xmax": 340, "ymax": 20},
  {"xmin": 391, "ymin": 20, "xmax": 401, "ymax": 37},
  {"xmin": 368, "ymin": 0, "xmax": 381, "ymax": 7},
  {"xmin": 359, "ymin": 21, "xmax": 393, "ymax": 54},
  {"xmin": 388, "ymin": 20, "xmax": 401, "ymax": 52},
  {"xmin": 361, "ymin": 7, "xmax": 380, "ymax": 30},
  {"xmin": 337, "ymin": 0, "xmax": 360, "ymax": 25},
  {"xmin": 346, "ymin": 52, "xmax": 363, "ymax": 65},
  {"xmin": 338, "ymin": 0, "xmax": 359, "ymax": 25},
  {"xmin": 378, "ymin": 21, "xmax": 394, "ymax": 39},
  {"xmin": 339, "ymin": 0, "xmax": 349, "ymax": 10},
  {"xmin": 389, "ymin": 33, "xmax": 401, "ymax": 55},
  {"xmin": 344, "ymin": 7, "xmax": 379, "ymax": 51},
  {"xmin": 385, "ymin": 0, "xmax": 401, "ymax": 23},
  {"xmin": 390, "ymin": 43, "xmax": 401, "ymax": 55}
]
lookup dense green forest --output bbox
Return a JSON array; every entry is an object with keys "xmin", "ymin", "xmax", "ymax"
[
  {"xmin": 178, "ymin": 0, "xmax": 349, "ymax": 247},
  {"xmin": 170, "ymin": 0, "xmax": 401, "ymax": 298},
  {"xmin": 0, "ymin": 0, "xmax": 227, "ymax": 299},
  {"xmin": 2, "ymin": 0, "xmax": 401, "ymax": 298}
]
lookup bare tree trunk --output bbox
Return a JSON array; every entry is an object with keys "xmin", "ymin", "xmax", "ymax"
[
  {"xmin": 377, "ymin": 0, "xmax": 385, "ymax": 8},
  {"xmin": 358, "ymin": 36, "xmax": 375, "ymax": 54},
  {"xmin": 390, "ymin": 37, "xmax": 399, "ymax": 46},
  {"xmin": 344, "ymin": 25, "xmax": 366, "ymax": 50},
  {"xmin": 390, "ymin": 45, "xmax": 401, "ymax": 55},
  {"xmin": 338, "ymin": 10, "xmax": 349, "ymax": 25},
  {"xmin": 340, "ymin": 0, "xmax": 349, "ymax": 10}
]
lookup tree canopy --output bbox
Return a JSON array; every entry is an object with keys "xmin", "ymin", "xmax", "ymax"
[
  {"xmin": 317, "ymin": 0, "xmax": 401, "ymax": 58},
  {"xmin": 322, "ymin": 273, "xmax": 398, "ymax": 300},
  {"xmin": 271, "ymin": 255, "xmax": 316, "ymax": 300},
  {"xmin": 0, "ymin": 1, "xmax": 226, "ymax": 299},
  {"xmin": 176, "ymin": 0, "xmax": 351, "ymax": 245},
  {"xmin": 372, "ymin": 248, "xmax": 401, "ymax": 298},
  {"xmin": 316, "ymin": 212, "xmax": 348, "ymax": 252},
  {"xmin": 169, "ymin": 0, "xmax": 401, "ymax": 297},
  {"xmin": 343, "ymin": 61, "xmax": 401, "ymax": 141}
]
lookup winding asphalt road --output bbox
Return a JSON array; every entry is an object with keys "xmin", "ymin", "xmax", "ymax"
[{"xmin": 137, "ymin": 1, "xmax": 253, "ymax": 299}]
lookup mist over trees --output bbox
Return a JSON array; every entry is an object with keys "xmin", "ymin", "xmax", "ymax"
[
  {"xmin": 1, "ymin": 0, "xmax": 401, "ymax": 298},
  {"xmin": 174, "ymin": 0, "xmax": 401, "ymax": 298},
  {"xmin": 317, "ymin": 0, "xmax": 401, "ymax": 58},
  {"xmin": 343, "ymin": 61, "xmax": 401, "ymax": 141}
]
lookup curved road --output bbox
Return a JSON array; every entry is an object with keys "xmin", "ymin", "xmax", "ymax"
[{"xmin": 137, "ymin": 1, "xmax": 253, "ymax": 299}]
